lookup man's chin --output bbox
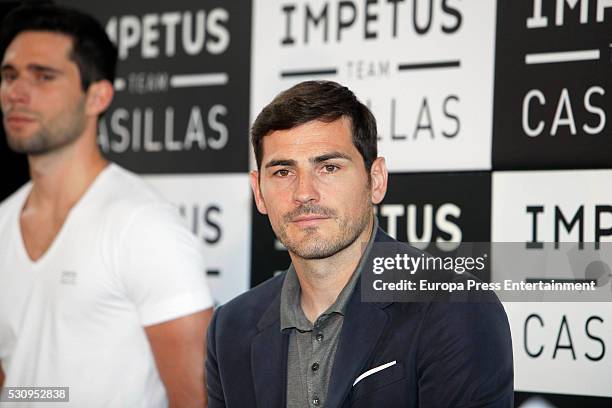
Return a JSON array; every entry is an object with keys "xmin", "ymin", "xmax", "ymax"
[
  {"xmin": 8, "ymin": 141, "xmax": 50, "ymax": 155},
  {"xmin": 284, "ymin": 235, "xmax": 347, "ymax": 260},
  {"xmin": 289, "ymin": 246, "xmax": 337, "ymax": 260},
  {"xmin": 7, "ymin": 133, "xmax": 48, "ymax": 155}
]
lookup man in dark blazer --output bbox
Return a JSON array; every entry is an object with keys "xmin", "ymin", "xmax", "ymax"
[{"xmin": 206, "ymin": 81, "xmax": 513, "ymax": 407}]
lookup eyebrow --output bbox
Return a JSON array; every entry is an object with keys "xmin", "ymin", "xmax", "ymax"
[
  {"xmin": 265, "ymin": 159, "xmax": 296, "ymax": 169},
  {"xmin": 0, "ymin": 63, "xmax": 63, "ymax": 75},
  {"xmin": 311, "ymin": 152, "xmax": 352, "ymax": 164},
  {"xmin": 264, "ymin": 152, "xmax": 352, "ymax": 169}
]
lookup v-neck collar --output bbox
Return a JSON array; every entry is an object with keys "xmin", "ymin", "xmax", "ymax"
[{"xmin": 14, "ymin": 163, "xmax": 114, "ymax": 268}]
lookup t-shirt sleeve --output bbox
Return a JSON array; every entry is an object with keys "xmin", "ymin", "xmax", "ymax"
[{"xmin": 116, "ymin": 202, "xmax": 213, "ymax": 326}]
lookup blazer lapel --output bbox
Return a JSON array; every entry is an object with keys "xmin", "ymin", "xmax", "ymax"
[
  {"xmin": 325, "ymin": 281, "xmax": 391, "ymax": 408},
  {"xmin": 251, "ymin": 292, "xmax": 288, "ymax": 408}
]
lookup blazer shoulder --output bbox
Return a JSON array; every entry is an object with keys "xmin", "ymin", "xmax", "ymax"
[{"xmin": 214, "ymin": 272, "xmax": 285, "ymax": 327}]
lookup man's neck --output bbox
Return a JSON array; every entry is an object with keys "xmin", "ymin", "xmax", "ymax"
[
  {"xmin": 25, "ymin": 131, "xmax": 107, "ymax": 215},
  {"xmin": 290, "ymin": 216, "xmax": 374, "ymax": 323}
]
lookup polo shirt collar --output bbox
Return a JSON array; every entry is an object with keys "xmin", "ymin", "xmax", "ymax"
[{"xmin": 280, "ymin": 217, "xmax": 379, "ymax": 332}]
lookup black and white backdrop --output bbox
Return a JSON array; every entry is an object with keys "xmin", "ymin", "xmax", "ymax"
[{"xmin": 1, "ymin": 0, "xmax": 611, "ymax": 406}]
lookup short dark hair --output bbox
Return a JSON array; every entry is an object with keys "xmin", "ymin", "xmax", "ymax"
[
  {"xmin": 251, "ymin": 80, "xmax": 378, "ymax": 171},
  {"xmin": 0, "ymin": 4, "xmax": 117, "ymax": 91}
]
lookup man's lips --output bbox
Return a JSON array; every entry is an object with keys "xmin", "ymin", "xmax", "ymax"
[
  {"xmin": 290, "ymin": 215, "xmax": 330, "ymax": 227},
  {"xmin": 5, "ymin": 114, "xmax": 36, "ymax": 125}
]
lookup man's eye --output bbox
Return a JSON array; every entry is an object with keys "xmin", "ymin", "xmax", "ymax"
[
  {"xmin": 1, "ymin": 72, "xmax": 17, "ymax": 82},
  {"xmin": 35, "ymin": 73, "xmax": 55, "ymax": 82},
  {"xmin": 323, "ymin": 164, "xmax": 339, "ymax": 173},
  {"xmin": 274, "ymin": 169, "xmax": 290, "ymax": 177}
]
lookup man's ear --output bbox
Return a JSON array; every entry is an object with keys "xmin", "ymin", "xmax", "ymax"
[
  {"xmin": 370, "ymin": 157, "xmax": 388, "ymax": 204},
  {"xmin": 85, "ymin": 80, "xmax": 114, "ymax": 116},
  {"xmin": 250, "ymin": 170, "xmax": 268, "ymax": 214}
]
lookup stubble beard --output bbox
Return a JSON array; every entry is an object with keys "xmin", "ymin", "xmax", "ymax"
[
  {"xmin": 5, "ymin": 100, "xmax": 86, "ymax": 156},
  {"xmin": 276, "ymin": 199, "xmax": 372, "ymax": 260}
]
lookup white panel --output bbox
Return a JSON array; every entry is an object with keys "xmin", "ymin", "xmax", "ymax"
[
  {"xmin": 504, "ymin": 302, "xmax": 612, "ymax": 398},
  {"xmin": 144, "ymin": 174, "xmax": 252, "ymax": 305},
  {"xmin": 493, "ymin": 170, "xmax": 612, "ymax": 397},
  {"xmin": 251, "ymin": 0, "xmax": 496, "ymax": 172}
]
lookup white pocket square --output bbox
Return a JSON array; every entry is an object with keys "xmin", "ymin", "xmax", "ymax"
[{"xmin": 352, "ymin": 360, "xmax": 397, "ymax": 387}]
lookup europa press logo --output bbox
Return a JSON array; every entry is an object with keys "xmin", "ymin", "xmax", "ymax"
[{"xmin": 252, "ymin": 1, "xmax": 497, "ymax": 172}]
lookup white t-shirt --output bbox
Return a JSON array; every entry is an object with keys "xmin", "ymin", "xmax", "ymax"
[{"xmin": 0, "ymin": 163, "xmax": 213, "ymax": 407}]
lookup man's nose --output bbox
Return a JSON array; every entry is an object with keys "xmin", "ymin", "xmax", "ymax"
[
  {"xmin": 3, "ymin": 78, "xmax": 30, "ymax": 106},
  {"xmin": 293, "ymin": 172, "xmax": 320, "ymax": 204}
]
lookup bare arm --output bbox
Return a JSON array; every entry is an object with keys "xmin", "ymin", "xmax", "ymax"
[{"xmin": 145, "ymin": 308, "xmax": 213, "ymax": 408}]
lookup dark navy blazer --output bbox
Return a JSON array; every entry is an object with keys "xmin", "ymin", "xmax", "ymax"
[{"xmin": 206, "ymin": 229, "xmax": 514, "ymax": 407}]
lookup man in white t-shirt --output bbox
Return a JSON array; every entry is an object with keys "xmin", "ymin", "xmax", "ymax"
[{"xmin": 0, "ymin": 4, "xmax": 213, "ymax": 407}]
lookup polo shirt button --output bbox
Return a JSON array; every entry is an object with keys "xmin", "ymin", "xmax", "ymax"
[
  {"xmin": 312, "ymin": 395, "xmax": 320, "ymax": 406},
  {"xmin": 315, "ymin": 333, "xmax": 323, "ymax": 342},
  {"xmin": 311, "ymin": 362, "xmax": 319, "ymax": 372}
]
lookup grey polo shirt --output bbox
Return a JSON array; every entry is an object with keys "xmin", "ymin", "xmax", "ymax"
[{"xmin": 280, "ymin": 220, "xmax": 377, "ymax": 408}]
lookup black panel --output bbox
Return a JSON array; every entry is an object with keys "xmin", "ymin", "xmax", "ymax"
[{"xmin": 493, "ymin": 1, "xmax": 612, "ymax": 170}]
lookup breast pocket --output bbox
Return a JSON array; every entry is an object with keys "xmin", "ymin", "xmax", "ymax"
[{"xmin": 349, "ymin": 360, "xmax": 408, "ymax": 406}]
